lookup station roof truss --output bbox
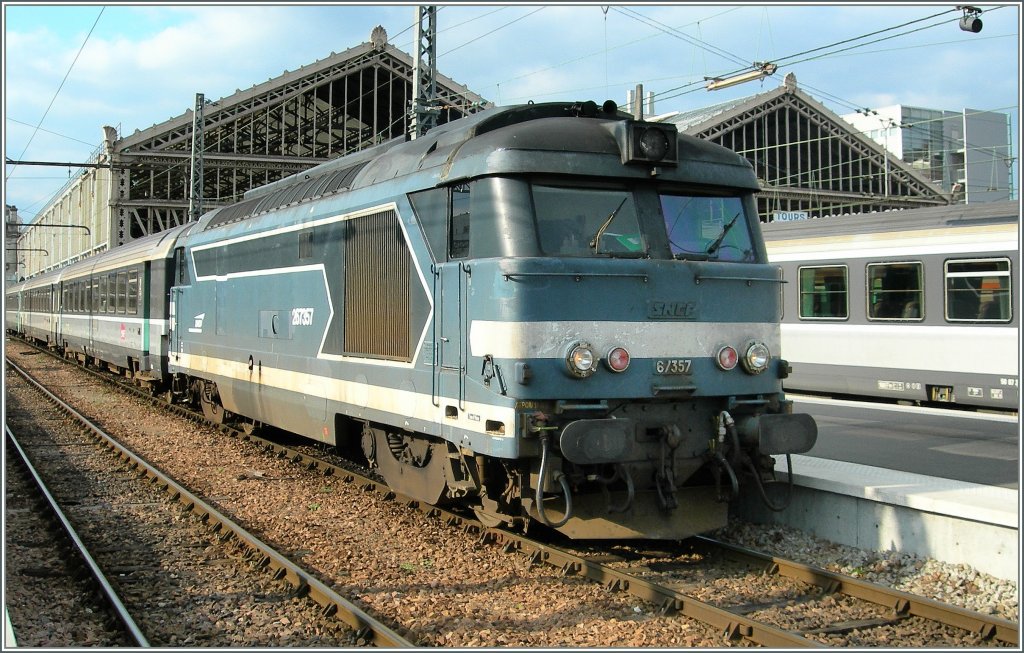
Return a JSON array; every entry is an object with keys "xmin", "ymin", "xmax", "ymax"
[
  {"xmin": 109, "ymin": 31, "xmax": 490, "ymax": 245},
  {"xmin": 661, "ymin": 74, "xmax": 950, "ymax": 221}
]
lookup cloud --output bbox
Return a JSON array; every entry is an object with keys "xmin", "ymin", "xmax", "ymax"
[{"xmin": 4, "ymin": 4, "xmax": 1018, "ymax": 216}]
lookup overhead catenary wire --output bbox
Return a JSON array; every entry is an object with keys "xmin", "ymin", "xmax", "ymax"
[
  {"xmin": 6, "ymin": 7, "xmax": 105, "ymax": 184},
  {"xmin": 10, "ymin": 6, "xmax": 1016, "ymax": 229},
  {"xmin": 612, "ymin": 5, "xmax": 751, "ymax": 68},
  {"xmin": 771, "ymin": 7, "xmax": 959, "ymax": 67},
  {"xmin": 642, "ymin": 7, "xmax": 1010, "ymax": 112},
  {"xmin": 439, "ymin": 7, "xmax": 546, "ymax": 58}
]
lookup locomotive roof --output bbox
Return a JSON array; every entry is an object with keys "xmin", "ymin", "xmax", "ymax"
[
  {"xmin": 200, "ymin": 101, "xmax": 758, "ymax": 232},
  {"xmin": 761, "ymin": 200, "xmax": 1020, "ymax": 242}
]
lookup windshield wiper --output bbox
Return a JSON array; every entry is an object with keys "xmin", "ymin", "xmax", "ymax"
[
  {"xmin": 590, "ymin": 197, "xmax": 628, "ymax": 253},
  {"xmin": 705, "ymin": 212, "xmax": 741, "ymax": 256}
]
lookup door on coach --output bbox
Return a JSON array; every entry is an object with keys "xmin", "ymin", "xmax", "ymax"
[
  {"xmin": 168, "ymin": 246, "xmax": 187, "ymax": 363},
  {"xmin": 51, "ymin": 282, "xmax": 60, "ymax": 346}
]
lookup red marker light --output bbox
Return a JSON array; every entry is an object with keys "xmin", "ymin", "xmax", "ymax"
[
  {"xmin": 716, "ymin": 345, "xmax": 738, "ymax": 371},
  {"xmin": 606, "ymin": 347, "xmax": 630, "ymax": 372}
]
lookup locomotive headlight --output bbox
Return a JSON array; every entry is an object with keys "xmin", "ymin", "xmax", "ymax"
[
  {"xmin": 565, "ymin": 341, "xmax": 597, "ymax": 378},
  {"xmin": 742, "ymin": 341, "xmax": 771, "ymax": 375},
  {"xmin": 715, "ymin": 345, "xmax": 738, "ymax": 371},
  {"xmin": 639, "ymin": 128, "xmax": 670, "ymax": 161},
  {"xmin": 619, "ymin": 121, "xmax": 678, "ymax": 166}
]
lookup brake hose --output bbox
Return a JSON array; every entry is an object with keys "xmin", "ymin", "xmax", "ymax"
[{"xmin": 536, "ymin": 432, "xmax": 573, "ymax": 527}]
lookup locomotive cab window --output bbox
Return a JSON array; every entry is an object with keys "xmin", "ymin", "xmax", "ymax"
[
  {"xmin": 867, "ymin": 262, "xmax": 923, "ymax": 320},
  {"xmin": 798, "ymin": 265, "xmax": 848, "ymax": 319},
  {"xmin": 660, "ymin": 194, "xmax": 755, "ymax": 262},
  {"xmin": 533, "ymin": 184, "xmax": 645, "ymax": 257},
  {"xmin": 409, "ymin": 183, "xmax": 477, "ymax": 261},
  {"xmin": 945, "ymin": 258, "xmax": 1012, "ymax": 322},
  {"xmin": 450, "ymin": 183, "xmax": 471, "ymax": 259}
]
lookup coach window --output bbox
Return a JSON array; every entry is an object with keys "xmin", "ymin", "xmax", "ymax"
[
  {"xmin": 127, "ymin": 270, "xmax": 139, "ymax": 314},
  {"xmin": 116, "ymin": 271, "xmax": 127, "ymax": 314},
  {"xmin": 867, "ymin": 262, "xmax": 923, "ymax": 320},
  {"xmin": 798, "ymin": 266, "xmax": 847, "ymax": 319},
  {"xmin": 98, "ymin": 276, "xmax": 107, "ymax": 313},
  {"xmin": 945, "ymin": 258, "xmax": 1012, "ymax": 322},
  {"xmin": 107, "ymin": 273, "xmax": 117, "ymax": 313},
  {"xmin": 91, "ymin": 278, "xmax": 100, "ymax": 312}
]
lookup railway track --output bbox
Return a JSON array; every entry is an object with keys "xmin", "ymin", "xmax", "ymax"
[
  {"xmin": 5, "ymin": 356, "xmax": 413, "ymax": 647},
  {"xmin": 5, "ymin": 426, "xmax": 147, "ymax": 647},
  {"xmin": 5, "ymin": 338, "xmax": 1018, "ymax": 646},
  {"xmin": 550, "ymin": 537, "xmax": 1018, "ymax": 647}
]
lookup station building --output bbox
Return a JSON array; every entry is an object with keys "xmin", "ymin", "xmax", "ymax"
[
  {"xmin": 841, "ymin": 104, "xmax": 1013, "ymax": 204},
  {"xmin": 10, "ymin": 27, "xmax": 488, "ymax": 279},
  {"xmin": 10, "ymin": 32, "xmax": 959, "ymax": 279},
  {"xmin": 655, "ymin": 73, "xmax": 950, "ymax": 222}
]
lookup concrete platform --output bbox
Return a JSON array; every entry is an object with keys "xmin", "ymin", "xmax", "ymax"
[
  {"xmin": 5, "ymin": 605, "xmax": 15, "ymax": 648},
  {"xmin": 734, "ymin": 454, "xmax": 1019, "ymax": 581}
]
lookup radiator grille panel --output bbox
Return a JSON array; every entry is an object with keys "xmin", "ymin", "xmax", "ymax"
[{"xmin": 344, "ymin": 210, "xmax": 411, "ymax": 361}]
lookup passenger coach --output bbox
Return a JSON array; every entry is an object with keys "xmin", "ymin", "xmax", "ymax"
[
  {"xmin": 763, "ymin": 201, "xmax": 1019, "ymax": 410},
  {"xmin": 6, "ymin": 225, "xmax": 187, "ymax": 392}
]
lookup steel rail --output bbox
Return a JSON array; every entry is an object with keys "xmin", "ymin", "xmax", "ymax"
[
  {"xmin": 254, "ymin": 436, "xmax": 1021, "ymax": 649},
  {"xmin": 693, "ymin": 536, "xmax": 1018, "ymax": 646},
  {"xmin": 5, "ymin": 358, "xmax": 416, "ymax": 648},
  {"xmin": 490, "ymin": 530, "xmax": 825, "ymax": 648},
  {"xmin": 5, "ymin": 425, "xmax": 150, "ymax": 647},
  {"xmin": 238, "ymin": 437, "xmax": 819, "ymax": 647}
]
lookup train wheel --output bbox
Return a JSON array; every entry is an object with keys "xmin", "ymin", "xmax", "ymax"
[
  {"xmin": 198, "ymin": 381, "xmax": 225, "ymax": 424},
  {"xmin": 473, "ymin": 507, "xmax": 507, "ymax": 528}
]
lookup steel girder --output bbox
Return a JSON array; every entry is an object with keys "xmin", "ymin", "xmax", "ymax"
[{"xmin": 678, "ymin": 87, "xmax": 948, "ymax": 219}]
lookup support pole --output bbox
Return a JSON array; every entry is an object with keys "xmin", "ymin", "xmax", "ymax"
[
  {"xmin": 410, "ymin": 6, "xmax": 438, "ymax": 139},
  {"xmin": 189, "ymin": 93, "xmax": 205, "ymax": 221}
]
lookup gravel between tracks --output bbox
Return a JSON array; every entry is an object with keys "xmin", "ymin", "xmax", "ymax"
[{"xmin": 4, "ymin": 342, "xmax": 1019, "ymax": 646}]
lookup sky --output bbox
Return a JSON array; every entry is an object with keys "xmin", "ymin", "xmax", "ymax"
[{"xmin": 3, "ymin": 2, "xmax": 1021, "ymax": 222}]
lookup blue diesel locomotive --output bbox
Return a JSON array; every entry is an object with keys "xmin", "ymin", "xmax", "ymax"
[{"xmin": 7, "ymin": 101, "xmax": 816, "ymax": 539}]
